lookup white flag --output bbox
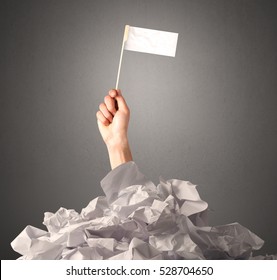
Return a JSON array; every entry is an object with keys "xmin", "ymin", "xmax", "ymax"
[
  {"xmin": 115, "ymin": 25, "xmax": 178, "ymax": 88},
  {"xmin": 124, "ymin": 26, "xmax": 178, "ymax": 57}
]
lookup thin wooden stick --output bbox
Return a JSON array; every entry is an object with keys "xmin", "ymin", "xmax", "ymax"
[{"xmin": 115, "ymin": 25, "xmax": 129, "ymax": 90}]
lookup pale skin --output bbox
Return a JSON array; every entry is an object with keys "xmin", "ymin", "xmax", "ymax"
[{"xmin": 96, "ymin": 89, "xmax": 133, "ymax": 169}]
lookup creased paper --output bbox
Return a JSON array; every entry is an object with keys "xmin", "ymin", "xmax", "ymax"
[{"xmin": 11, "ymin": 161, "xmax": 273, "ymax": 260}]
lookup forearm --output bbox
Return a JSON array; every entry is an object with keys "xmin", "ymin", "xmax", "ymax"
[
  {"xmin": 97, "ymin": 89, "xmax": 132, "ymax": 169},
  {"xmin": 106, "ymin": 140, "xmax": 133, "ymax": 170}
]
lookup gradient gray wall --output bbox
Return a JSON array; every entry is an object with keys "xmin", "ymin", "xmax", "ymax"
[{"xmin": 1, "ymin": 0, "xmax": 277, "ymax": 259}]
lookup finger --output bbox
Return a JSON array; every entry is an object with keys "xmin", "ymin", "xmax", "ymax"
[
  {"xmin": 96, "ymin": 111, "xmax": 110, "ymax": 126},
  {"xmin": 116, "ymin": 89, "xmax": 122, "ymax": 96},
  {"xmin": 99, "ymin": 103, "xmax": 113, "ymax": 123},
  {"xmin": 109, "ymin": 89, "xmax": 122, "ymax": 97},
  {"xmin": 109, "ymin": 89, "xmax": 117, "ymax": 98},
  {"xmin": 104, "ymin": 95, "xmax": 117, "ymax": 115},
  {"xmin": 116, "ymin": 95, "xmax": 129, "ymax": 114}
]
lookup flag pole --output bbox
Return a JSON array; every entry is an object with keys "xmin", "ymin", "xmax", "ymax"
[{"xmin": 115, "ymin": 25, "xmax": 129, "ymax": 90}]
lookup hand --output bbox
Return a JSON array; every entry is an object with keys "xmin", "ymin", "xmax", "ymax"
[
  {"xmin": 96, "ymin": 89, "xmax": 130, "ymax": 147},
  {"xmin": 96, "ymin": 89, "xmax": 132, "ymax": 169}
]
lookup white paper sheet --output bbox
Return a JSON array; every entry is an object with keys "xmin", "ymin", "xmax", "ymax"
[{"xmin": 11, "ymin": 161, "xmax": 273, "ymax": 260}]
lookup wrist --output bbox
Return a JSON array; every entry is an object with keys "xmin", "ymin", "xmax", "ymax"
[
  {"xmin": 105, "ymin": 133, "xmax": 129, "ymax": 149},
  {"xmin": 106, "ymin": 139, "xmax": 133, "ymax": 170}
]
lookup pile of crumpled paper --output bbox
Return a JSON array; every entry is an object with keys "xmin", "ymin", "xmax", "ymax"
[{"xmin": 12, "ymin": 161, "xmax": 274, "ymax": 260}]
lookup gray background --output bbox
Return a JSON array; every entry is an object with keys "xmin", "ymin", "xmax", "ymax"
[{"xmin": 1, "ymin": 0, "xmax": 277, "ymax": 259}]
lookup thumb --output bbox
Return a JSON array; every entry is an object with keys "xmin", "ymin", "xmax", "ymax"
[
  {"xmin": 116, "ymin": 94, "xmax": 129, "ymax": 113},
  {"xmin": 116, "ymin": 89, "xmax": 122, "ymax": 96}
]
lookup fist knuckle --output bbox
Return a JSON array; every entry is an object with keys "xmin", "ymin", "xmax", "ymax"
[
  {"xmin": 100, "ymin": 103, "xmax": 106, "ymax": 111},
  {"xmin": 104, "ymin": 95, "xmax": 110, "ymax": 103}
]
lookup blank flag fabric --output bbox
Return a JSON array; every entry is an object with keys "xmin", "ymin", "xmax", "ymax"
[{"xmin": 124, "ymin": 26, "xmax": 178, "ymax": 57}]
